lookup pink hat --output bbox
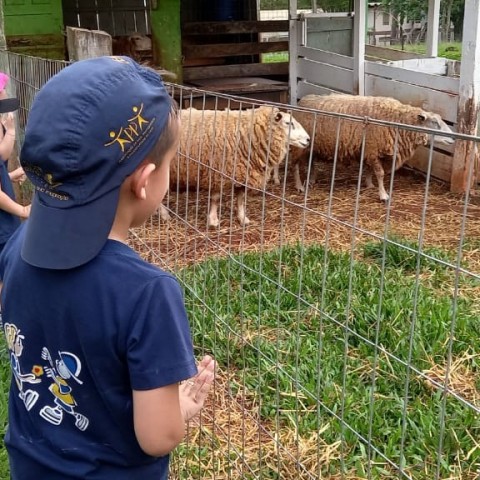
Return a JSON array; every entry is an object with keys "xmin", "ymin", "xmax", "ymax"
[{"xmin": 0, "ymin": 73, "xmax": 9, "ymax": 91}]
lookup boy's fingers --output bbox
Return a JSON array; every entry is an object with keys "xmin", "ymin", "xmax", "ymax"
[{"xmin": 198, "ymin": 355, "xmax": 213, "ymax": 369}]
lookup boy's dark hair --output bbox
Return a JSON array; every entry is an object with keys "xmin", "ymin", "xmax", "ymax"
[
  {"xmin": 148, "ymin": 99, "xmax": 180, "ymax": 167},
  {"xmin": 20, "ymin": 56, "xmax": 174, "ymax": 270}
]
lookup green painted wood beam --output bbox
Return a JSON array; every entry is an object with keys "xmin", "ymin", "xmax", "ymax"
[{"xmin": 150, "ymin": 0, "xmax": 182, "ymax": 83}]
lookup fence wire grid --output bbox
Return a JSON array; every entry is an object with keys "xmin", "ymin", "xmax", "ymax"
[{"xmin": 2, "ymin": 51, "xmax": 480, "ymax": 480}]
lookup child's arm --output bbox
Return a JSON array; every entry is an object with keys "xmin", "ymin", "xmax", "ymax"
[
  {"xmin": 0, "ymin": 113, "xmax": 16, "ymax": 162},
  {"xmin": 132, "ymin": 355, "xmax": 215, "ymax": 457},
  {"xmin": 0, "ymin": 186, "xmax": 30, "ymax": 218}
]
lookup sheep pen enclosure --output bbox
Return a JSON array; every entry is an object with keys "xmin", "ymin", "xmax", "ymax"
[{"xmin": 3, "ymin": 52, "xmax": 480, "ymax": 480}]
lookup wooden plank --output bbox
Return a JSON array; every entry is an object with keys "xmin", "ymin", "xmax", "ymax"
[
  {"xmin": 306, "ymin": 16, "xmax": 354, "ymax": 33},
  {"xmin": 365, "ymin": 45, "xmax": 427, "ymax": 61},
  {"xmin": 407, "ymin": 145, "xmax": 453, "ymax": 183},
  {"xmin": 353, "ymin": 0, "xmax": 365, "ymax": 95},
  {"xmin": 182, "ymin": 20, "xmax": 289, "ymax": 35},
  {"xmin": 365, "ymin": 61, "xmax": 460, "ymax": 94},
  {"xmin": 183, "ymin": 62, "xmax": 289, "ymax": 81},
  {"xmin": 451, "ymin": 0, "xmax": 480, "ymax": 193},
  {"xmin": 297, "ymin": 57, "xmax": 354, "ymax": 93},
  {"xmin": 387, "ymin": 57, "xmax": 447, "ymax": 75},
  {"xmin": 426, "ymin": 0, "xmax": 440, "ymax": 57},
  {"xmin": 183, "ymin": 41, "xmax": 289, "ymax": 58},
  {"xmin": 289, "ymin": 3, "xmax": 300, "ymax": 106},
  {"xmin": 297, "ymin": 45, "xmax": 353, "ymax": 69},
  {"xmin": 365, "ymin": 75, "xmax": 459, "ymax": 123},
  {"xmin": 297, "ymin": 80, "xmax": 341, "ymax": 99}
]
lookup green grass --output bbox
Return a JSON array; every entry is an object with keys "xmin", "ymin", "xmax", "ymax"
[
  {"xmin": 177, "ymin": 240, "xmax": 479, "ymax": 479},
  {"xmin": 262, "ymin": 51, "xmax": 289, "ymax": 63},
  {"xmin": 0, "ymin": 239, "xmax": 478, "ymax": 478},
  {"xmin": 0, "ymin": 342, "xmax": 10, "ymax": 479},
  {"xmin": 400, "ymin": 41, "xmax": 462, "ymax": 61}
]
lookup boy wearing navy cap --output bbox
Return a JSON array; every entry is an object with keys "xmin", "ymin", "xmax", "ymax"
[
  {"xmin": 0, "ymin": 56, "xmax": 215, "ymax": 479},
  {"xmin": 0, "ymin": 76, "xmax": 30, "ymax": 254}
]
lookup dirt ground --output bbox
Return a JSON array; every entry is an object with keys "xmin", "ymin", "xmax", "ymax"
[{"xmin": 131, "ymin": 162, "xmax": 480, "ymax": 275}]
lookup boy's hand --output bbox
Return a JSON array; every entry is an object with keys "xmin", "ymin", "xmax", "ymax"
[{"xmin": 179, "ymin": 355, "xmax": 215, "ymax": 422}]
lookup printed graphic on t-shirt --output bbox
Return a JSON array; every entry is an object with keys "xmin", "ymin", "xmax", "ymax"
[
  {"xmin": 4, "ymin": 323, "xmax": 41, "ymax": 411},
  {"xmin": 4, "ymin": 323, "xmax": 90, "ymax": 431}
]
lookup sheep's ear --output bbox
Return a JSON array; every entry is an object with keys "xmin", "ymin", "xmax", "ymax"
[
  {"xmin": 418, "ymin": 112, "xmax": 427, "ymax": 122},
  {"xmin": 274, "ymin": 111, "xmax": 283, "ymax": 122}
]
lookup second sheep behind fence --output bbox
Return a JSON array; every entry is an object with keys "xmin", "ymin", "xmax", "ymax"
[{"xmin": 275, "ymin": 94, "xmax": 454, "ymax": 201}]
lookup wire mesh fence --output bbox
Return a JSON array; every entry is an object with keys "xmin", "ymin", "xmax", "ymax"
[{"xmin": 2, "ymin": 50, "xmax": 480, "ymax": 480}]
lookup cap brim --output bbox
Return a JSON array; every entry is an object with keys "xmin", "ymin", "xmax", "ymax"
[
  {"xmin": 0, "ymin": 98, "xmax": 19, "ymax": 113},
  {"xmin": 21, "ymin": 188, "xmax": 120, "ymax": 270}
]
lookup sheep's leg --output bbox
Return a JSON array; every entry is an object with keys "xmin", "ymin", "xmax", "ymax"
[
  {"xmin": 372, "ymin": 161, "xmax": 389, "ymax": 201},
  {"xmin": 159, "ymin": 204, "xmax": 171, "ymax": 221},
  {"xmin": 236, "ymin": 188, "xmax": 250, "ymax": 226},
  {"xmin": 272, "ymin": 165, "xmax": 281, "ymax": 185},
  {"xmin": 308, "ymin": 158, "xmax": 318, "ymax": 185},
  {"xmin": 364, "ymin": 168, "xmax": 375, "ymax": 189},
  {"xmin": 207, "ymin": 192, "xmax": 221, "ymax": 228},
  {"xmin": 294, "ymin": 163, "xmax": 305, "ymax": 192}
]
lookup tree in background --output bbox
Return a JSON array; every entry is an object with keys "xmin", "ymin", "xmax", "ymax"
[
  {"xmin": 381, "ymin": 0, "xmax": 465, "ymax": 46},
  {"xmin": 260, "ymin": 0, "xmax": 465, "ymax": 42}
]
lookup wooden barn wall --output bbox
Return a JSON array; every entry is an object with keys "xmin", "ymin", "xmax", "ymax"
[
  {"xmin": 4, "ymin": 0, "xmax": 65, "ymax": 59},
  {"xmin": 62, "ymin": 0, "xmax": 151, "ymax": 36}
]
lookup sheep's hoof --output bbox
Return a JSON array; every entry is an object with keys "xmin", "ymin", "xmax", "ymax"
[
  {"xmin": 239, "ymin": 217, "xmax": 251, "ymax": 226},
  {"xmin": 296, "ymin": 184, "xmax": 305, "ymax": 193},
  {"xmin": 159, "ymin": 205, "xmax": 171, "ymax": 221},
  {"xmin": 207, "ymin": 218, "xmax": 219, "ymax": 228},
  {"xmin": 379, "ymin": 194, "xmax": 390, "ymax": 202}
]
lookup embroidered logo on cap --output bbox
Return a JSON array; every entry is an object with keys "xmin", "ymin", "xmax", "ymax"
[
  {"xmin": 23, "ymin": 164, "xmax": 69, "ymax": 201},
  {"xmin": 104, "ymin": 103, "xmax": 156, "ymax": 163}
]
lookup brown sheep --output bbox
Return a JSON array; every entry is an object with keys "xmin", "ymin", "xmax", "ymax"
[{"xmin": 274, "ymin": 94, "xmax": 454, "ymax": 201}]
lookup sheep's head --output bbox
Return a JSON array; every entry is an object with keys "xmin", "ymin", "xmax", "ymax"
[
  {"xmin": 417, "ymin": 111, "xmax": 455, "ymax": 146},
  {"xmin": 274, "ymin": 110, "xmax": 310, "ymax": 149}
]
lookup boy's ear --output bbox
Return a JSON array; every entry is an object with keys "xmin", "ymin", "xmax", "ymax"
[{"xmin": 131, "ymin": 163, "xmax": 156, "ymax": 200}]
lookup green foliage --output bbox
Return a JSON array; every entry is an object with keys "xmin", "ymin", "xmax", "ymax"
[
  {"xmin": 362, "ymin": 236, "xmax": 452, "ymax": 272},
  {"xmin": 402, "ymin": 41, "xmax": 462, "ymax": 60}
]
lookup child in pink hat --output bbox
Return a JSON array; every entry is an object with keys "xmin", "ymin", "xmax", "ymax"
[{"xmin": 0, "ymin": 71, "xmax": 30, "ymax": 254}]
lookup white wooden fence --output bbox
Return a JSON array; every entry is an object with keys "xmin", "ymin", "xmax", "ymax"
[{"xmin": 289, "ymin": 14, "xmax": 473, "ymax": 187}]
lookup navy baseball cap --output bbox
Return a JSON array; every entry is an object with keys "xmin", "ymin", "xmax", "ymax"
[{"xmin": 20, "ymin": 56, "xmax": 172, "ymax": 269}]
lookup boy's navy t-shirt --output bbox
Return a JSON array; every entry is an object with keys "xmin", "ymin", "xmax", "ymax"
[
  {"xmin": 0, "ymin": 160, "xmax": 21, "ymax": 250},
  {"xmin": 0, "ymin": 224, "xmax": 197, "ymax": 479}
]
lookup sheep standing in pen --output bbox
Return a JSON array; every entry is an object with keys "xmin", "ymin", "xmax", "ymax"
[
  {"xmin": 160, "ymin": 106, "xmax": 310, "ymax": 227},
  {"xmin": 274, "ymin": 94, "xmax": 454, "ymax": 201}
]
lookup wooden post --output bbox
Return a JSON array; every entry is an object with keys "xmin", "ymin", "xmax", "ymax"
[
  {"xmin": 150, "ymin": 0, "xmax": 182, "ymax": 83},
  {"xmin": 450, "ymin": 0, "xmax": 480, "ymax": 193},
  {"xmin": 426, "ymin": 0, "xmax": 440, "ymax": 57},
  {"xmin": 289, "ymin": 0, "xmax": 299, "ymax": 105},
  {"xmin": 66, "ymin": 27, "xmax": 112, "ymax": 61},
  {"xmin": 0, "ymin": 0, "xmax": 6, "ymax": 51},
  {"xmin": 353, "ymin": 0, "xmax": 365, "ymax": 95}
]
